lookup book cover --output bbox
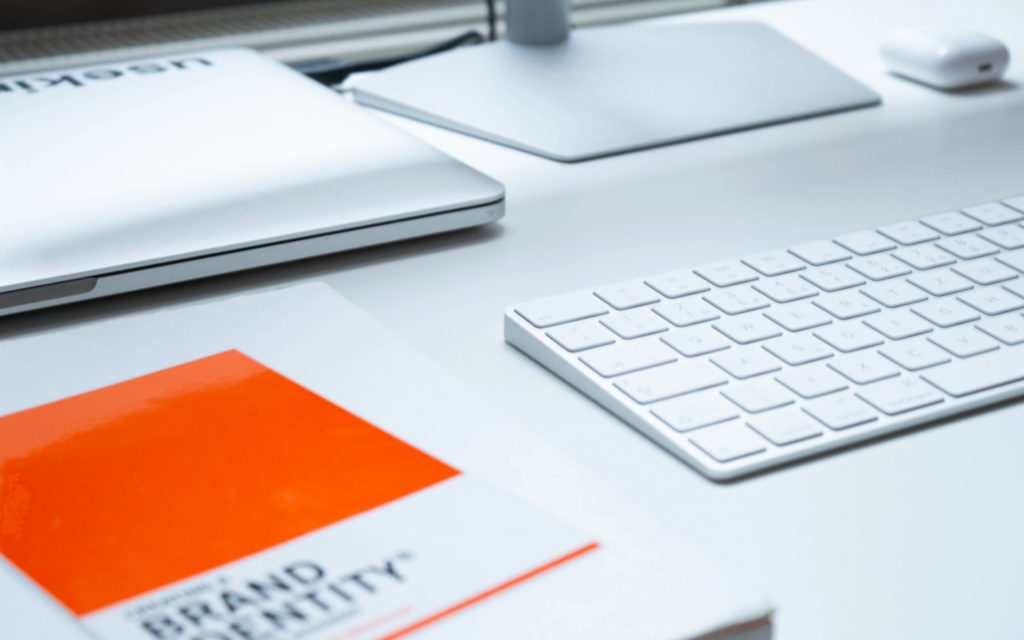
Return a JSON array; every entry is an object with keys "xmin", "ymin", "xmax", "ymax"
[
  {"xmin": 0, "ymin": 284, "xmax": 772, "ymax": 640},
  {"xmin": 0, "ymin": 349, "xmax": 598, "ymax": 640}
]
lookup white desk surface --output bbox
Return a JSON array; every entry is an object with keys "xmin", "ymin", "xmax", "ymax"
[{"xmin": 5, "ymin": 0, "xmax": 1024, "ymax": 638}]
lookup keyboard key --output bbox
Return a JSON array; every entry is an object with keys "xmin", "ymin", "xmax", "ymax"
[
  {"xmin": 713, "ymin": 315, "xmax": 783, "ymax": 344},
  {"xmin": 813, "ymin": 292, "xmax": 880, "ymax": 319},
  {"xmin": 661, "ymin": 326, "xmax": 731, "ymax": 357},
  {"xmin": 996, "ymin": 248, "xmax": 1024, "ymax": 273},
  {"xmin": 1004, "ymin": 280, "xmax": 1024, "ymax": 299},
  {"xmin": 762, "ymin": 334, "xmax": 833, "ymax": 366},
  {"xmin": 957, "ymin": 287, "xmax": 1024, "ymax": 315},
  {"xmin": 891, "ymin": 244, "xmax": 956, "ymax": 270},
  {"xmin": 721, "ymin": 378, "xmax": 795, "ymax": 413},
  {"xmin": 928, "ymin": 326, "xmax": 1000, "ymax": 358},
  {"xmin": 1003, "ymin": 195, "xmax": 1024, "ymax": 213},
  {"xmin": 863, "ymin": 280, "xmax": 931, "ymax": 310},
  {"xmin": 694, "ymin": 261, "xmax": 759, "ymax": 287},
  {"xmin": 764, "ymin": 301, "xmax": 832, "ymax": 331},
  {"xmin": 789, "ymin": 240, "xmax": 852, "ymax": 266},
  {"xmin": 877, "ymin": 220, "xmax": 940, "ymax": 245},
  {"xmin": 688, "ymin": 422, "xmax": 767, "ymax": 462},
  {"xmin": 644, "ymin": 271, "xmax": 710, "ymax": 298},
  {"xmin": 753, "ymin": 275, "xmax": 818, "ymax": 303},
  {"xmin": 593, "ymin": 281, "xmax": 660, "ymax": 310},
  {"xmin": 748, "ymin": 409, "xmax": 823, "ymax": 445},
  {"xmin": 516, "ymin": 292, "xmax": 609, "ymax": 328},
  {"xmin": 776, "ymin": 365, "xmax": 849, "ymax": 398},
  {"xmin": 615, "ymin": 360, "xmax": 728, "ymax": 404},
  {"xmin": 800, "ymin": 266, "xmax": 866, "ymax": 292},
  {"xmin": 976, "ymin": 315, "xmax": 1024, "ymax": 345},
  {"xmin": 962, "ymin": 202, "xmax": 1024, "ymax": 226},
  {"xmin": 860, "ymin": 281, "xmax": 928, "ymax": 308},
  {"xmin": 951, "ymin": 258, "xmax": 1019, "ymax": 285},
  {"xmin": 652, "ymin": 391, "xmax": 739, "ymax": 433},
  {"xmin": 833, "ymin": 230, "xmax": 897, "ymax": 255},
  {"xmin": 802, "ymin": 395, "xmax": 877, "ymax": 430},
  {"xmin": 814, "ymin": 324, "xmax": 884, "ymax": 352},
  {"xmin": 742, "ymin": 250, "xmax": 807, "ymax": 276},
  {"xmin": 906, "ymin": 269, "xmax": 974, "ymax": 296},
  {"xmin": 703, "ymin": 286, "xmax": 771, "ymax": 315},
  {"xmin": 652, "ymin": 298, "xmax": 719, "ymax": 327},
  {"xmin": 979, "ymin": 225, "xmax": 1024, "ymax": 250},
  {"xmin": 547, "ymin": 320, "xmax": 616, "ymax": 352},
  {"xmin": 846, "ymin": 255, "xmax": 912, "ymax": 281},
  {"xmin": 921, "ymin": 348, "xmax": 1024, "ymax": 397},
  {"xmin": 863, "ymin": 310, "xmax": 933, "ymax": 340},
  {"xmin": 919, "ymin": 211, "xmax": 983, "ymax": 235},
  {"xmin": 601, "ymin": 310, "xmax": 669, "ymax": 339},
  {"xmin": 911, "ymin": 299, "xmax": 980, "ymax": 327},
  {"xmin": 711, "ymin": 348, "xmax": 782, "ymax": 379},
  {"xmin": 879, "ymin": 338, "xmax": 951, "ymax": 371},
  {"xmin": 579, "ymin": 340, "xmax": 677, "ymax": 377},
  {"xmin": 936, "ymin": 234, "xmax": 1000, "ymax": 260},
  {"xmin": 828, "ymin": 352, "xmax": 901, "ymax": 384},
  {"xmin": 856, "ymin": 376, "xmax": 944, "ymax": 415}
]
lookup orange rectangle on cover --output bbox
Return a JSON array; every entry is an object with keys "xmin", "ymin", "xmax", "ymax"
[{"xmin": 0, "ymin": 350, "xmax": 458, "ymax": 616}]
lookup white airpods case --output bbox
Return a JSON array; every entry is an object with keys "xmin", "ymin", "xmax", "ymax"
[{"xmin": 881, "ymin": 24, "xmax": 1009, "ymax": 89}]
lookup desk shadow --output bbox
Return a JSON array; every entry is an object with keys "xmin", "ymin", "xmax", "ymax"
[
  {"xmin": 942, "ymin": 79, "xmax": 1019, "ymax": 96},
  {"xmin": 0, "ymin": 221, "xmax": 505, "ymax": 341},
  {"xmin": 892, "ymin": 72, "xmax": 1019, "ymax": 96}
]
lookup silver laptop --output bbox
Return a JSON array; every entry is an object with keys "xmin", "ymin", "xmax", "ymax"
[{"xmin": 0, "ymin": 48, "xmax": 504, "ymax": 316}]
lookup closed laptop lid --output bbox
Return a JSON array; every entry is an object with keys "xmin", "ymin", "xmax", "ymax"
[{"xmin": 0, "ymin": 48, "xmax": 504, "ymax": 293}]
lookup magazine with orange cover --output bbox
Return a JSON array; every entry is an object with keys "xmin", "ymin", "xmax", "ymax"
[
  {"xmin": 0, "ymin": 284, "xmax": 772, "ymax": 640},
  {"xmin": 0, "ymin": 350, "xmax": 598, "ymax": 640}
]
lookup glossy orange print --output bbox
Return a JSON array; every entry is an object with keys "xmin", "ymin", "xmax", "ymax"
[{"xmin": 0, "ymin": 350, "xmax": 458, "ymax": 616}]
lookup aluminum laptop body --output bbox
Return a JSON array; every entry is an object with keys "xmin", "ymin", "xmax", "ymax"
[{"xmin": 0, "ymin": 48, "xmax": 504, "ymax": 316}]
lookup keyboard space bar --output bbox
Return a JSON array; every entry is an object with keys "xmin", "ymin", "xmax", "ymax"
[{"xmin": 922, "ymin": 349, "xmax": 1024, "ymax": 397}]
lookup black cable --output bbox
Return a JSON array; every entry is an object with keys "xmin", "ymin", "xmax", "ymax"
[
  {"xmin": 343, "ymin": 30, "xmax": 484, "ymax": 74},
  {"xmin": 293, "ymin": 30, "xmax": 485, "ymax": 87},
  {"xmin": 486, "ymin": 0, "xmax": 496, "ymax": 41}
]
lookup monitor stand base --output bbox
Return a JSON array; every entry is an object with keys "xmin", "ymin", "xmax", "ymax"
[{"xmin": 353, "ymin": 21, "xmax": 881, "ymax": 163}]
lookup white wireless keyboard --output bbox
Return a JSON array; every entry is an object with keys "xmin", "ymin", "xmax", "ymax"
[{"xmin": 505, "ymin": 197, "xmax": 1024, "ymax": 480}]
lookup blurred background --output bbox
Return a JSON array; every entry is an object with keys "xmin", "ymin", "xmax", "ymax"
[{"xmin": 0, "ymin": 0, "xmax": 763, "ymax": 74}]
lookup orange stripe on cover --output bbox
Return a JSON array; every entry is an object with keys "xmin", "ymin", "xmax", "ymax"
[{"xmin": 376, "ymin": 542, "xmax": 601, "ymax": 640}]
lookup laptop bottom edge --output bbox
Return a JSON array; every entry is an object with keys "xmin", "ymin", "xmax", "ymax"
[{"xmin": 0, "ymin": 200, "xmax": 504, "ymax": 318}]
